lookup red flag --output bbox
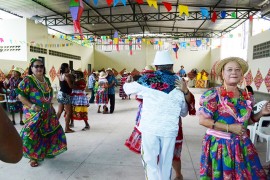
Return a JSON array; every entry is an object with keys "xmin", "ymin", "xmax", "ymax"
[
  {"xmin": 249, "ymin": 15, "xmax": 253, "ymax": 22},
  {"xmin": 162, "ymin": 2, "xmax": 172, "ymax": 12},
  {"xmin": 136, "ymin": 0, "xmax": 144, "ymax": 4},
  {"xmin": 211, "ymin": 11, "xmax": 217, "ymax": 22},
  {"xmin": 106, "ymin": 0, "xmax": 113, "ymax": 6}
]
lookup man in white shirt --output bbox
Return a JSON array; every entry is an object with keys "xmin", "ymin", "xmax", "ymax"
[{"xmin": 124, "ymin": 50, "xmax": 188, "ymax": 180}]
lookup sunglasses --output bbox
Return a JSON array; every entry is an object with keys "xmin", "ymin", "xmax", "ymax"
[{"xmin": 33, "ymin": 65, "xmax": 44, "ymax": 69}]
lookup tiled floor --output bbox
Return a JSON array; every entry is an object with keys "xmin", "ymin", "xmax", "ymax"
[{"xmin": 0, "ymin": 88, "xmax": 268, "ymax": 180}]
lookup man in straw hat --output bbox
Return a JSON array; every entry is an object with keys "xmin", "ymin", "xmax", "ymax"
[
  {"xmin": 124, "ymin": 50, "xmax": 188, "ymax": 180},
  {"xmin": 198, "ymin": 57, "xmax": 270, "ymax": 179},
  {"xmin": 3, "ymin": 67, "xmax": 24, "ymax": 125},
  {"xmin": 105, "ymin": 68, "xmax": 118, "ymax": 114}
]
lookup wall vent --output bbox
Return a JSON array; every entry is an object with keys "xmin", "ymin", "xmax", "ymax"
[
  {"xmin": 253, "ymin": 41, "xmax": 270, "ymax": 59},
  {"xmin": 49, "ymin": 50, "xmax": 81, "ymax": 60},
  {"xmin": 30, "ymin": 46, "xmax": 47, "ymax": 54}
]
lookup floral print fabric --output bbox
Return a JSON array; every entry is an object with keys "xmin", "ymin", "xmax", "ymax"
[
  {"xmin": 198, "ymin": 87, "xmax": 266, "ymax": 179},
  {"xmin": 17, "ymin": 75, "xmax": 67, "ymax": 161}
]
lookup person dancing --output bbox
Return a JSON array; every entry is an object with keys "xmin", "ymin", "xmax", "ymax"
[
  {"xmin": 56, "ymin": 63, "xmax": 74, "ymax": 133},
  {"xmin": 17, "ymin": 58, "xmax": 67, "ymax": 167},
  {"xmin": 70, "ymin": 70, "xmax": 90, "ymax": 131}
]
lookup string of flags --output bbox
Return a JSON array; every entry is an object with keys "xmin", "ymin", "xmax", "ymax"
[{"xmin": 69, "ymin": 0, "xmax": 254, "ymax": 39}]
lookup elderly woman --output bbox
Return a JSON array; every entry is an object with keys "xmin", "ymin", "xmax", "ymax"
[
  {"xmin": 198, "ymin": 57, "xmax": 270, "ymax": 179},
  {"xmin": 3, "ymin": 67, "xmax": 23, "ymax": 125},
  {"xmin": 17, "ymin": 58, "xmax": 67, "ymax": 167}
]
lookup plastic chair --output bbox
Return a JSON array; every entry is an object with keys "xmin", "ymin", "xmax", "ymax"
[
  {"xmin": 247, "ymin": 100, "xmax": 268, "ymax": 141},
  {"xmin": 253, "ymin": 116, "xmax": 270, "ymax": 162}
]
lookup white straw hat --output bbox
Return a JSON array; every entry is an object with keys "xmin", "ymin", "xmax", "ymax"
[
  {"xmin": 153, "ymin": 50, "xmax": 174, "ymax": 65},
  {"xmin": 99, "ymin": 71, "xmax": 108, "ymax": 78}
]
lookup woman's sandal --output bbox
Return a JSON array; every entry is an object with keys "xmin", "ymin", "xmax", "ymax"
[{"xmin": 29, "ymin": 160, "xmax": 39, "ymax": 167}]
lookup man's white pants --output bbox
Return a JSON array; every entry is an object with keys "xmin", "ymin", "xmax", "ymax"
[{"xmin": 141, "ymin": 132, "xmax": 176, "ymax": 180}]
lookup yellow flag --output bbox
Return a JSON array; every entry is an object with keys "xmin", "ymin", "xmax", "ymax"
[
  {"xmin": 147, "ymin": 0, "xmax": 158, "ymax": 9},
  {"xmin": 114, "ymin": 38, "xmax": 119, "ymax": 44},
  {"xmin": 179, "ymin": 5, "xmax": 189, "ymax": 16},
  {"xmin": 158, "ymin": 41, "xmax": 163, "ymax": 45},
  {"xmin": 142, "ymin": 38, "xmax": 146, "ymax": 42}
]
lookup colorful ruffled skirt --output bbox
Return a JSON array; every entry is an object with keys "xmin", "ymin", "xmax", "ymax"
[
  {"xmin": 200, "ymin": 134, "xmax": 266, "ymax": 179},
  {"xmin": 71, "ymin": 90, "xmax": 89, "ymax": 120},
  {"xmin": 20, "ymin": 106, "xmax": 67, "ymax": 161}
]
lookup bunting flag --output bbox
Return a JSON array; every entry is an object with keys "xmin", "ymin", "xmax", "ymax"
[
  {"xmin": 129, "ymin": 40, "xmax": 133, "ymax": 55},
  {"xmin": 162, "ymin": 2, "xmax": 172, "ymax": 12},
  {"xmin": 179, "ymin": 5, "xmax": 189, "ymax": 16},
  {"xmin": 200, "ymin": 8, "xmax": 209, "ymax": 19},
  {"xmin": 147, "ymin": 0, "xmax": 158, "ymax": 9},
  {"xmin": 249, "ymin": 15, "xmax": 253, "ymax": 22},
  {"xmin": 114, "ymin": 0, "xmax": 126, "ymax": 6},
  {"xmin": 254, "ymin": 69, "xmax": 263, "ymax": 90},
  {"xmin": 94, "ymin": 0, "xmax": 98, "ymax": 6},
  {"xmin": 136, "ymin": 0, "xmax": 144, "ymax": 4},
  {"xmin": 211, "ymin": 11, "xmax": 217, "ymax": 22},
  {"xmin": 0, "ymin": 38, "xmax": 4, "ymax": 43},
  {"xmin": 106, "ymin": 0, "xmax": 113, "ymax": 6},
  {"xmin": 180, "ymin": 42, "xmax": 186, "ymax": 48},
  {"xmin": 69, "ymin": 0, "xmax": 84, "ymax": 39},
  {"xmin": 221, "ymin": 11, "xmax": 226, "ymax": 19},
  {"xmin": 137, "ymin": 38, "xmax": 141, "ymax": 48},
  {"xmin": 231, "ymin": 12, "xmax": 237, "ymax": 18},
  {"xmin": 264, "ymin": 69, "xmax": 270, "ymax": 92},
  {"xmin": 196, "ymin": 40, "xmax": 202, "ymax": 47},
  {"xmin": 113, "ymin": 31, "xmax": 119, "ymax": 51},
  {"xmin": 172, "ymin": 44, "xmax": 179, "ymax": 59}
]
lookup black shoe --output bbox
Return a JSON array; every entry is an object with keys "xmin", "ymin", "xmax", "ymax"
[
  {"xmin": 82, "ymin": 126, "xmax": 90, "ymax": 131},
  {"xmin": 12, "ymin": 120, "xmax": 16, "ymax": 125},
  {"xmin": 20, "ymin": 121, "xmax": 24, "ymax": 125}
]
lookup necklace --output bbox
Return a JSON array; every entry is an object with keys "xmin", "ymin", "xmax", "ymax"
[{"xmin": 31, "ymin": 75, "xmax": 51, "ymax": 102}]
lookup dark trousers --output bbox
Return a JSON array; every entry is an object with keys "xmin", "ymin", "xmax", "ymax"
[
  {"xmin": 108, "ymin": 94, "xmax": 115, "ymax": 113},
  {"xmin": 89, "ymin": 88, "xmax": 95, "ymax": 103}
]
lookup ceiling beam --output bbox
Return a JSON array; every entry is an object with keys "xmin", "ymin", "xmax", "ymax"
[
  {"xmin": 194, "ymin": 0, "xmax": 223, "ymax": 34},
  {"xmin": 43, "ymin": 9, "xmax": 258, "ymax": 26}
]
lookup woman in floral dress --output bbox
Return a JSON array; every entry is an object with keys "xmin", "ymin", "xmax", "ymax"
[
  {"xmin": 17, "ymin": 58, "xmax": 67, "ymax": 167},
  {"xmin": 198, "ymin": 57, "xmax": 270, "ymax": 179}
]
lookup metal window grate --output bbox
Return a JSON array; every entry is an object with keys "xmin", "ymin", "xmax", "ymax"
[
  {"xmin": 253, "ymin": 41, "xmax": 270, "ymax": 60},
  {"xmin": 49, "ymin": 50, "xmax": 81, "ymax": 60},
  {"xmin": 30, "ymin": 46, "xmax": 47, "ymax": 54}
]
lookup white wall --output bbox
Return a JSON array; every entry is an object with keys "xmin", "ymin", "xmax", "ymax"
[
  {"xmin": 0, "ymin": 19, "xmax": 94, "ymax": 86},
  {"xmin": 94, "ymin": 43, "xmax": 211, "ymax": 75},
  {"xmin": 247, "ymin": 30, "xmax": 270, "ymax": 93}
]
